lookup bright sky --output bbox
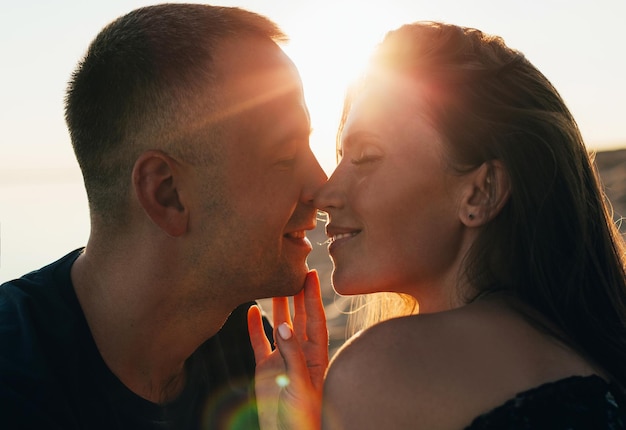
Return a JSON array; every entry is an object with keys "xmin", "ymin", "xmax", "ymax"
[{"xmin": 1, "ymin": 0, "xmax": 625, "ymax": 280}]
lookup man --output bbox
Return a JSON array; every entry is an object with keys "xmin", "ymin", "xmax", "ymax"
[{"xmin": 0, "ymin": 4, "xmax": 326, "ymax": 429}]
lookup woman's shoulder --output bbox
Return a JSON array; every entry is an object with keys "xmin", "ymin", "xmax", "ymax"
[
  {"xmin": 323, "ymin": 300, "xmax": 605, "ymax": 429},
  {"xmin": 327, "ymin": 300, "xmax": 508, "ymax": 375},
  {"xmin": 327, "ymin": 308, "xmax": 470, "ymax": 375},
  {"xmin": 323, "ymin": 307, "xmax": 493, "ymax": 428}
]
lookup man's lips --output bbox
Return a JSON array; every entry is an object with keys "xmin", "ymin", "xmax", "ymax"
[
  {"xmin": 284, "ymin": 230, "xmax": 306, "ymax": 240},
  {"xmin": 283, "ymin": 219, "xmax": 317, "ymax": 245},
  {"xmin": 283, "ymin": 229, "xmax": 313, "ymax": 252}
]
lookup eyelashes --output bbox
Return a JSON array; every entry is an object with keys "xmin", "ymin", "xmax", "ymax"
[
  {"xmin": 350, "ymin": 154, "xmax": 382, "ymax": 165},
  {"xmin": 338, "ymin": 140, "xmax": 383, "ymax": 166}
]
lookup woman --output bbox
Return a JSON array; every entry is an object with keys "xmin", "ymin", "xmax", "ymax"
[{"xmin": 248, "ymin": 21, "xmax": 626, "ymax": 429}]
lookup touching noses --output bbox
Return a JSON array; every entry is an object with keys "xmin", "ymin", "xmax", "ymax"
[
  {"xmin": 314, "ymin": 168, "xmax": 343, "ymax": 213},
  {"xmin": 301, "ymin": 148, "xmax": 328, "ymax": 205}
]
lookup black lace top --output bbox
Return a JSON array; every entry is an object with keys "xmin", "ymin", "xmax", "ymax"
[{"xmin": 466, "ymin": 375, "xmax": 626, "ymax": 429}]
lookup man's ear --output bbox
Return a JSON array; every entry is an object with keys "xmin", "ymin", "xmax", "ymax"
[
  {"xmin": 460, "ymin": 160, "xmax": 511, "ymax": 227},
  {"xmin": 132, "ymin": 150, "xmax": 188, "ymax": 237}
]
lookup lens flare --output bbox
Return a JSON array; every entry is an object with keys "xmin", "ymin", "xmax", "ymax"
[{"xmin": 275, "ymin": 373, "xmax": 290, "ymax": 388}]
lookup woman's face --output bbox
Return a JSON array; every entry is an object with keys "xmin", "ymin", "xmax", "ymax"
[{"xmin": 315, "ymin": 76, "xmax": 472, "ymax": 304}]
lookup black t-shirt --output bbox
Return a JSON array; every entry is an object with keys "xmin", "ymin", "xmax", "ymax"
[{"xmin": 0, "ymin": 249, "xmax": 272, "ymax": 429}]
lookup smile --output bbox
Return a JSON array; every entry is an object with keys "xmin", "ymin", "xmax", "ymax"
[
  {"xmin": 330, "ymin": 231, "xmax": 360, "ymax": 243},
  {"xmin": 285, "ymin": 231, "xmax": 306, "ymax": 239},
  {"xmin": 283, "ymin": 230, "xmax": 313, "ymax": 252}
]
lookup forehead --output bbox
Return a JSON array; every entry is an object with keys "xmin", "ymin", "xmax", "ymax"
[
  {"xmin": 343, "ymin": 74, "xmax": 428, "ymax": 138},
  {"xmin": 339, "ymin": 74, "xmax": 446, "ymax": 163},
  {"xmin": 212, "ymin": 36, "xmax": 310, "ymax": 143}
]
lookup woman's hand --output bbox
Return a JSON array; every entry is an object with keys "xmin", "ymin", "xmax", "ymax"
[{"xmin": 248, "ymin": 270, "xmax": 329, "ymax": 430}]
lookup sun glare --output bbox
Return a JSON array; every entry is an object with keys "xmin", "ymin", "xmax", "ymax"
[{"xmin": 279, "ymin": 2, "xmax": 406, "ymax": 176}]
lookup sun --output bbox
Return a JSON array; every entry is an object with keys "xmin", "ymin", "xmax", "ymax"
[{"xmin": 278, "ymin": 2, "xmax": 406, "ymax": 176}]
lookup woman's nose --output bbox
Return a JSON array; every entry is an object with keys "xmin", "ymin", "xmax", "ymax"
[{"xmin": 313, "ymin": 167, "xmax": 344, "ymax": 212}]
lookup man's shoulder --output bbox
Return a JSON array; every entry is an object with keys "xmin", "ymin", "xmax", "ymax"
[
  {"xmin": 1, "ymin": 250, "xmax": 77, "ymax": 320},
  {"xmin": 1, "ymin": 249, "xmax": 82, "ymax": 296},
  {"xmin": 0, "ymin": 251, "xmax": 103, "ymax": 426},
  {"xmin": 0, "ymin": 249, "xmax": 86, "ymax": 371}
]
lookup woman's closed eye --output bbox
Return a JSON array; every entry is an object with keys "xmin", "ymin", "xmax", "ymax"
[
  {"xmin": 350, "ymin": 151, "xmax": 382, "ymax": 165},
  {"xmin": 338, "ymin": 132, "xmax": 384, "ymax": 166}
]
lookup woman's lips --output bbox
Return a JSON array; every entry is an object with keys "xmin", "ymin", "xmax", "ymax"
[{"xmin": 327, "ymin": 230, "xmax": 360, "ymax": 253}]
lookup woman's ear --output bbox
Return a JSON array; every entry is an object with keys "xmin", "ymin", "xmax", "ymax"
[
  {"xmin": 460, "ymin": 160, "xmax": 510, "ymax": 227},
  {"xmin": 132, "ymin": 150, "xmax": 189, "ymax": 237}
]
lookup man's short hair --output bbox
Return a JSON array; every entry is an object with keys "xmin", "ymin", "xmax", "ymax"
[{"xmin": 65, "ymin": 4, "xmax": 286, "ymax": 223}]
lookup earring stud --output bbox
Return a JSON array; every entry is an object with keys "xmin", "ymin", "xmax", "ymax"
[{"xmin": 468, "ymin": 213, "xmax": 475, "ymax": 220}]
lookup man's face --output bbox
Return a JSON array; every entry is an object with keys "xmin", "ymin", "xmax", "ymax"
[{"xmin": 190, "ymin": 35, "xmax": 326, "ymax": 302}]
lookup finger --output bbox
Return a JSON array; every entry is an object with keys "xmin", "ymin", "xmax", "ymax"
[
  {"xmin": 272, "ymin": 297, "xmax": 292, "ymax": 326},
  {"xmin": 304, "ymin": 270, "xmax": 328, "ymax": 346},
  {"xmin": 274, "ymin": 322, "xmax": 322, "ymax": 429},
  {"xmin": 275, "ymin": 322, "xmax": 311, "ymax": 390},
  {"xmin": 272, "ymin": 296, "xmax": 292, "ymax": 345},
  {"xmin": 293, "ymin": 287, "xmax": 307, "ymax": 342},
  {"xmin": 247, "ymin": 305, "xmax": 272, "ymax": 364}
]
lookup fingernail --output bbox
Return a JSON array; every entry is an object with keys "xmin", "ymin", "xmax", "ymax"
[{"xmin": 278, "ymin": 323, "xmax": 292, "ymax": 340}]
